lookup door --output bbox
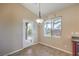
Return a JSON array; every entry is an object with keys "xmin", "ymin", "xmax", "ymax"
[{"xmin": 23, "ymin": 20, "xmax": 37, "ymax": 48}]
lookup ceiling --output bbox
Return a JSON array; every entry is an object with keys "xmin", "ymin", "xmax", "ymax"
[{"xmin": 21, "ymin": 3, "xmax": 76, "ymax": 17}]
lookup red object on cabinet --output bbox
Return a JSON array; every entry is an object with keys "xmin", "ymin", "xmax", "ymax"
[
  {"xmin": 72, "ymin": 41, "xmax": 79, "ymax": 56},
  {"xmin": 72, "ymin": 41, "xmax": 76, "ymax": 56}
]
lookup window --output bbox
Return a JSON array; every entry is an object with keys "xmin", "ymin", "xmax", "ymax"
[
  {"xmin": 53, "ymin": 17, "xmax": 61, "ymax": 37},
  {"xmin": 44, "ymin": 20, "xmax": 53, "ymax": 37},
  {"xmin": 44, "ymin": 17, "xmax": 61, "ymax": 38},
  {"xmin": 27, "ymin": 23, "xmax": 32, "ymax": 37},
  {"xmin": 25, "ymin": 23, "xmax": 33, "ymax": 40}
]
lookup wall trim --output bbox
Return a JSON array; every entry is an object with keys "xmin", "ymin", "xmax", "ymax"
[
  {"xmin": 3, "ymin": 42, "xmax": 38, "ymax": 56},
  {"xmin": 39, "ymin": 42, "xmax": 72, "ymax": 55}
]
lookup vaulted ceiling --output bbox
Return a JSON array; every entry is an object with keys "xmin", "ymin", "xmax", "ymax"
[{"xmin": 21, "ymin": 3, "xmax": 76, "ymax": 17}]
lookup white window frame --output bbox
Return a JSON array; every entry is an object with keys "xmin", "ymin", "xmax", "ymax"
[
  {"xmin": 43, "ymin": 19, "xmax": 53, "ymax": 37},
  {"xmin": 43, "ymin": 16, "xmax": 62, "ymax": 38}
]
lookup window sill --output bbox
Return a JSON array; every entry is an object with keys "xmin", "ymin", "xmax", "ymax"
[
  {"xmin": 44, "ymin": 35, "xmax": 61, "ymax": 38},
  {"xmin": 52, "ymin": 35, "xmax": 61, "ymax": 38}
]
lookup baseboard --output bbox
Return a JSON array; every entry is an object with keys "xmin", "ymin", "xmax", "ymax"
[
  {"xmin": 39, "ymin": 42, "xmax": 72, "ymax": 55},
  {"xmin": 4, "ymin": 42, "xmax": 72, "ymax": 56},
  {"xmin": 4, "ymin": 42, "xmax": 39, "ymax": 56}
]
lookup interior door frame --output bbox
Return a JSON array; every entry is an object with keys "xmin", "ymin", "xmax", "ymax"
[{"xmin": 23, "ymin": 19, "xmax": 33, "ymax": 48}]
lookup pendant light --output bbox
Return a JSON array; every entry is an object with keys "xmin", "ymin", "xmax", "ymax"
[{"xmin": 36, "ymin": 3, "xmax": 44, "ymax": 24}]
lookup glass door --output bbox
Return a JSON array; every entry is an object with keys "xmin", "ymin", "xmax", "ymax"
[{"xmin": 23, "ymin": 20, "xmax": 37, "ymax": 48}]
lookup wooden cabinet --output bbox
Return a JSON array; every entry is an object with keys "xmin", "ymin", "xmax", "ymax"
[{"xmin": 72, "ymin": 39, "xmax": 79, "ymax": 56}]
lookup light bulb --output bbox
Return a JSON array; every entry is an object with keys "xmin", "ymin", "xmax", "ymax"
[{"xmin": 36, "ymin": 18, "xmax": 44, "ymax": 24}]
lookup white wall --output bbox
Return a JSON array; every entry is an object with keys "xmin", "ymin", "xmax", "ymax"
[{"xmin": 0, "ymin": 4, "xmax": 37, "ymax": 55}]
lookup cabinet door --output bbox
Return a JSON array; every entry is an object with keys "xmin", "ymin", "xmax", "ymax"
[
  {"xmin": 72, "ymin": 41, "xmax": 76, "ymax": 56},
  {"xmin": 76, "ymin": 42, "xmax": 79, "ymax": 55}
]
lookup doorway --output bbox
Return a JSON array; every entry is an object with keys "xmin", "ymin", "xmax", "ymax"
[{"xmin": 23, "ymin": 20, "xmax": 37, "ymax": 48}]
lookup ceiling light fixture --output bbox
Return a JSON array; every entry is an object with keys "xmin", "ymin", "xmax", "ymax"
[{"xmin": 36, "ymin": 3, "xmax": 44, "ymax": 24}]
